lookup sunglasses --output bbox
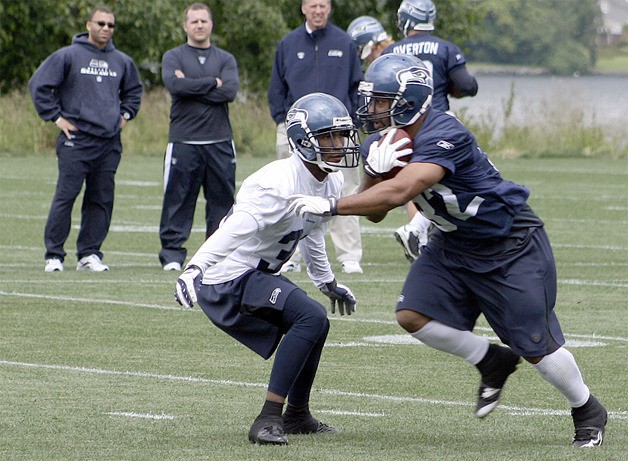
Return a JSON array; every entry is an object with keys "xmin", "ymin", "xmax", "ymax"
[{"xmin": 94, "ymin": 21, "xmax": 115, "ymax": 28}]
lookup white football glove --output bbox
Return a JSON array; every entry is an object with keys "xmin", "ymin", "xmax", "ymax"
[
  {"xmin": 364, "ymin": 128, "xmax": 412, "ymax": 177},
  {"xmin": 288, "ymin": 195, "xmax": 337, "ymax": 217},
  {"xmin": 320, "ymin": 280, "xmax": 357, "ymax": 316},
  {"xmin": 174, "ymin": 265, "xmax": 202, "ymax": 308}
]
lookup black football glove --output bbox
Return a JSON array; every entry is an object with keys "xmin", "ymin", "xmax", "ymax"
[{"xmin": 320, "ymin": 279, "xmax": 356, "ymax": 316}]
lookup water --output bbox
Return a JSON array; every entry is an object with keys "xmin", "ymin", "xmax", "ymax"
[{"xmin": 449, "ymin": 74, "xmax": 628, "ymax": 135}]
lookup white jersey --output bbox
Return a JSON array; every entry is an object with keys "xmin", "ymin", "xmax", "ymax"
[{"xmin": 187, "ymin": 155, "xmax": 344, "ymax": 288}]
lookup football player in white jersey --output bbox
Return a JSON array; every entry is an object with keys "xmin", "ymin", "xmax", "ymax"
[{"xmin": 174, "ymin": 93, "xmax": 359, "ymax": 445}]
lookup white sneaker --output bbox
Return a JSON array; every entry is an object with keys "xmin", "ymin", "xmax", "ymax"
[
  {"xmin": 45, "ymin": 258, "xmax": 64, "ymax": 272},
  {"xmin": 77, "ymin": 254, "xmax": 109, "ymax": 272},
  {"xmin": 341, "ymin": 261, "xmax": 363, "ymax": 274},
  {"xmin": 280, "ymin": 261, "xmax": 302, "ymax": 273},
  {"xmin": 163, "ymin": 262, "xmax": 182, "ymax": 271}
]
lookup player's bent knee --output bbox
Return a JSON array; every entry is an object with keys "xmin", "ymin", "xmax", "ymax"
[{"xmin": 396, "ymin": 309, "xmax": 431, "ymax": 333}]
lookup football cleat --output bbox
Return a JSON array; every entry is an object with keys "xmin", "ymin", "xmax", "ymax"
[
  {"xmin": 283, "ymin": 415, "xmax": 339, "ymax": 435},
  {"xmin": 283, "ymin": 403, "xmax": 339, "ymax": 435},
  {"xmin": 475, "ymin": 344, "xmax": 521, "ymax": 418},
  {"xmin": 571, "ymin": 395, "xmax": 607, "ymax": 448},
  {"xmin": 248, "ymin": 416, "xmax": 288, "ymax": 445},
  {"xmin": 394, "ymin": 224, "xmax": 424, "ymax": 262}
]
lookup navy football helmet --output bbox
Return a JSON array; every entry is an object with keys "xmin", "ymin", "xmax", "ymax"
[
  {"xmin": 397, "ymin": 0, "xmax": 437, "ymax": 36},
  {"xmin": 357, "ymin": 54, "xmax": 433, "ymax": 134},
  {"xmin": 286, "ymin": 93, "xmax": 360, "ymax": 173},
  {"xmin": 347, "ymin": 16, "xmax": 391, "ymax": 61}
]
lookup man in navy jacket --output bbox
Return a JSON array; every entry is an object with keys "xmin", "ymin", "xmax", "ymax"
[
  {"xmin": 29, "ymin": 6, "xmax": 142, "ymax": 273},
  {"xmin": 268, "ymin": 0, "xmax": 365, "ymax": 275}
]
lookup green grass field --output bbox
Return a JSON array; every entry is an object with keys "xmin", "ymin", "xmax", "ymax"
[{"xmin": 1, "ymin": 154, "xmax": 626, "ymax": 461}]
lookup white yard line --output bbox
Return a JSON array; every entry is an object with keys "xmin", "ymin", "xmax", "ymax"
[
  {"xmin": 107, "ymin": 412, "xmax": 176, "ymax": 420},
  {"xmin": 1, "ymin": 359, "xmax": 626, "ymax": 421}
]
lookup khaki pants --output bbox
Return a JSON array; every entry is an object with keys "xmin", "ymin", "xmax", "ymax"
[{"xmin": 277, "ymin": 124, "xmax": 362, "ymax": 264}]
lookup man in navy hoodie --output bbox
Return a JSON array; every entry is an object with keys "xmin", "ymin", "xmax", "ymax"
[{"xmin": 29, "ymin": 6, "xmax": 142, "ymax": 273}]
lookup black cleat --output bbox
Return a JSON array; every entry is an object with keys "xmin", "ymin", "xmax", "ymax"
[
  {"xmin": 283, "ymin": 403, "xmax": 339, "ymax": 435},
  {"xmin": 248, "ymin": 416, "xmax": 288, "ymax": 445},
  {"xmin": 284, "ymin": 417, "xmax": 339, "ymax": 435},
  {"xmin": 571, "ymin": 395, "xmax": 607, "ymax": 448},
  {"xmin": 475, "ymin": 344, "xmax": 521, "ymax": 418}
]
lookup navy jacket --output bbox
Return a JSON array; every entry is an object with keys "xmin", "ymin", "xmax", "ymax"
[
  {"xmin": 29, "ymin": 32, "xmax": 142, "ymax": 139},
  {"xmin": 268, "ymin": 22, "xmax": 363, "ymax": 125}
]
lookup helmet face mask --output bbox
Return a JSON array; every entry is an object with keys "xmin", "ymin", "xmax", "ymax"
[
  {"xmin": 286, "ymin": 94, "xmax": 360, "ymax": 173},
  {"xmin": 397, "ymin": 0, "xmax": 437, "ymax": 36},
  {"xmin": 357, "ymin": 54, "xmax": 434, "ymax": 134}
]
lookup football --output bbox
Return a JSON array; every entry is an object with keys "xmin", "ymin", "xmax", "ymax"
[{"xmin": 381, "ymin": 128, "xmax": 414, "ymax": 180}]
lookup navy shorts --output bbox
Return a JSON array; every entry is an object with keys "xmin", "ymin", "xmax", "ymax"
[
  {"xmin": 396, "ymin": 227, "xmax": 565, "ymax": 357},
  {"xmin": 197, "ymin": 270, "xmax": 303, "ymax": 359}
]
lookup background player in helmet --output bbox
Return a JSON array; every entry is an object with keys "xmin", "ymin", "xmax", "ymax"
[
  {"xmin": 347, "ymin": 15, "xmax": 394, "ymax": 67},
  {"xmin": 384, "ymin": 0, "xmax": 479, "ymax": 262},
  {"xmin": 289, "ymin": 54, "xmax": 608, "ymax": 448},
  {"xmin": 174, "ymin": 93, "xmax": 358, "ymax": 445}
]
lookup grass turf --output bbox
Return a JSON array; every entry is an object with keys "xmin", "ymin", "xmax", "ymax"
[{"xmin": 0, "ymin": 154, "xmax": 626, "ymax": 460}]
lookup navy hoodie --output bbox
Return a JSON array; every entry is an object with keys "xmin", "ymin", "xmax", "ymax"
[{"xmin": 29, "ymin": 32, "xmax": 142, "ymax": 139}]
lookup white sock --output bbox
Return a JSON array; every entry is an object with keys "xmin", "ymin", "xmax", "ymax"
[
  {"xmin": 411, "ymin": 320, "xmax": 489, "ymax": 365},
  {"xmin": 532, "ymin": 347, "xmax": 590, "ymax": 408}
]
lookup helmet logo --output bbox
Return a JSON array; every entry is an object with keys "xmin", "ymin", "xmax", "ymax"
[{"xmin": 397, "ymin": 66, "xmax": 432, "ymax": 87}]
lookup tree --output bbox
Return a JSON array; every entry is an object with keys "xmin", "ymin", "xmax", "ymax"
[
  {"xmin": 467, "ymin": 0, "xmax": 601, "ymax": 74},
  {"xmin": 0, "ymin": 0, "xmax": 484, "ymax": 94}
]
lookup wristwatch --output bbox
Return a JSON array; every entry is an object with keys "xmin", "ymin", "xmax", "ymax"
[{"xmin": 122, "ymin": 112, "xmax": 131, "ymax": 120}]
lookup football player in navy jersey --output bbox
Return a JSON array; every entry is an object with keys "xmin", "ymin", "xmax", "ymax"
[
  {"xmin": 289, "ymin": 54, "xmax": 607, "ymax": 448},
  {"xmin": 174, "ymin": 93, "xmax": 358, "ymax": 445},
  {"xmin": 383, "ymin": 0, "xmax": 479, "ymax": 263}
]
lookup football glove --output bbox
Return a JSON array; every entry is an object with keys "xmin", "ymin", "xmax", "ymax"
[
  {"xmin": 320, "ymin": 280, "xmax": 356, "ymax": 316},
  {"xmin": 174, "ymin": 265, "xmax": 202, "ymax": 309},
  {"xmin": 364, "ymin": 128, "xmax": 412, "ymax": 177},
  {"xmin": 288, "ymin": 195, "xmax": 337, "ymax": 217}
]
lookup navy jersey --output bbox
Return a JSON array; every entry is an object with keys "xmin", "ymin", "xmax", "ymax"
[
  {"xmin": 362, "ymin": 110, "xmax": 542, "ymax": 251},
  {"xmin": 382, "ymin": 33, "xmax": 468, "ymax": 111}
]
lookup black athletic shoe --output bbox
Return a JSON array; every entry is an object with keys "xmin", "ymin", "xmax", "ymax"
[
  {"xmin": 283, "ymin": 403, "xmax": 339, "ymax": 435},
  {"xmin": 283, "ymin": 417, "xmax": 339, "ymax": 435},
  {"xmin": 248, "ymin": 416, "xmax": 288, "ymax": 445},
  {"xmin": 571, "ymin": 395, "xmax": 608, "ymax": 448},
  {"xmin": 475, "ymin": 344, "xmax": 522, "ymax": 418}
]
